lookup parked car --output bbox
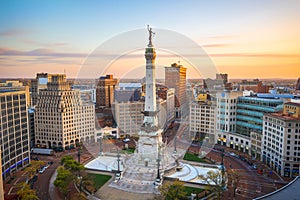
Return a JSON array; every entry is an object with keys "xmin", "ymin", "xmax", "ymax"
[
  {"xmin": 123, "ymin": 138, "xmax": 130, "ymax": 142},
  {"xmin": 39, "ymin": 167, "xmax": 45, "ymax": 173}
]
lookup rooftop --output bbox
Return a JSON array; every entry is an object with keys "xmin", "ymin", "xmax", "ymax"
[
  {"xmin": 285, "ymin": 102, "xmax": 300, "ymax": 107},
  {"xmin": 266, "ymin": 112, "xmax": 300, "ymax": 121}
]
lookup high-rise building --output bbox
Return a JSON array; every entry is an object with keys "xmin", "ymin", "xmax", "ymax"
[
  {"xmin": 113, "ymin": 98, "xmax": 169, "ymax": 136},
  {"xmin": 34, "ymin": 74, "xmax": 95, "ymax": 150},
  {"xmin": 215, "ymin": 91, "xmax": 242, "ymax": 145},
  {"xmin": 236, "ymin": 96, "xmax": 284, "ymax": 137},
  {"xmin": 262, "ymin": 102, "xmax": 300, "ymax": 177},
  {"xmin": 165, "ymin": 63, "xmax": 187, "ymax": 118},
  {"xmin": 239, "ymin": 79, "xmax": 271, "ymax": 93},
  {"xmin": 96, "ymin": 75, "xmax": 118, "ymax": 109},
  {"xmin": 0, "ymin": 89, "xmax": 30, "ymax": 179},
  {"xmin": 0, "ymin": 81, "xmax": 30, "ymax": 106},
  {"xmin": 113, "ymin": 101, "xmax": 144, "ymax": 136},
  {"xmin": 28, "ymin": 108, "xmax": 35, "ymax": 149},
  {"xmin": 31, "ymin": 73, "xmax": 69, "ymax": 106},
  {"xmin": 114, "ymin": 83, "xmax": 142, "ymax": 102},
  {"xmin": 296, "ymin": 78, "xmax": 300, "ymax": 90},
  {"xmin": 216, "ymin": 73, "xmax": 228, "ymax": 84},
  {"xmin": 189, "ymin": 97, "xmax": 216, "ymax": 144},
  {"xmin": 0, "ymin": 148, "xmax": 4, "ymax": 200}
]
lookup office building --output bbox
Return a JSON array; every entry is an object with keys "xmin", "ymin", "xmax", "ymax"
[
  {"xmin": 215, "ymin": 91, "xmax": 242, "ymax": 144},
  {"xmin": 0, "ymin": 149, "xmax": 3, "ymax": 200},
  {"xmin": 190, "ymin": 96, "xmax": 216, "ymax": 144},
  {"xmin": 0, "ymin": 89, "xmax": 30, "ymax": 179},
  {"xmin": 114, "ymin": 83, "xmax": 142, "ymax": 102},
  {"xmin": 216, "ymin": 73, "xmax": 228, "ymax": 84},
  {"xmin": 28, "ymin": 108, "xmax": 35, "ymax": 149},
  {"xmin": 112, "ymin": 99, "xmax": 168, "ymax": 136},
  {"xmin": 96, "ymin": 75, "xmax": 118, "ymax": 109},
  {"xmin": 239, "ymin": 79, "xmax": 271, "ymax": 93},
  {"xmin": 35, "ymin": 74, "xmax": 95, "ymax": 150},
  {"xmin": 262, "ymin": 102, "xmax": 300, "ymax": 177},
  {"xmin": 165, "ymin": 63, "xmax": 187, "ymax": 118},
  {"xmin": 236, "ymin": 96, "xmax": 284, "ymax": 137},
  {"xmin": 31, "ymin": 73, "xmax": 71, "ymax": 106},
  {"xmin": 296, "ymin": 78, "xmax": 300, "ymax": 90}
]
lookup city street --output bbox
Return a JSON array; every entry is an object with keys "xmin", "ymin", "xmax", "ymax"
[{"xmin": 205, "ymin": 146, "xmax": 288, "ymax": 200}]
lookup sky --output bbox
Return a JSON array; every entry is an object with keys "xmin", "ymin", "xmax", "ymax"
[{"xmin": 0, "ymin": 0, "xmax": 299, "ymax": 79}]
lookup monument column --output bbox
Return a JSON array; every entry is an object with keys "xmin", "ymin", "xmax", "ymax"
[{"xmin": 137, "ymin": 25, "xmax": 164, "ymax": 166}]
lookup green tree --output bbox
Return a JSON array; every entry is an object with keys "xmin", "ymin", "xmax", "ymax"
[
  {"xmin": 158, "ymin": 180, "xmax": 187, "ymax": 200},
  {"xmin": 25, "ymin": 160, "xmax": 44, "ymax": 179},
  {"xmin": 76, "ymin": 171, "xmax": 95, "ymax": 193},
  {"xmin": 17, "ymin": 182, "xmax": 39, "ymax": 200},
  {"xmin": 61, "ymin": 155, "xmax": 85, "ymax": 173},
  {"xmin": 198, "ymin": 170, "xmax": 225, "ymax": 200},
  {"xmin": 54, "ymin": 166, "xmax": 73, "ymax": 197}
]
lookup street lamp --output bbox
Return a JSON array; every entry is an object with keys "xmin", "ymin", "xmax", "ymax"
[
  {"xmin": 77, "ymin": 146, "xmax": 81, "ymax": 163},
  {"xmin": 115, "ymin": 149, "xmax": 121, "ymax": 182},
  {"xmin": 117, "ymin": 150, "xmax": 121, "ymax": 173},
  {"xmin": 220, "ymin": 149, "xmax": 226, "ymax": 189},
  {"xmin": 174, "ymin": 135, "xmax": 177, "ymax": 154},
  {"xmin": 99, "ymin": 136, "xmax": 103, "ymax": 156},
  {"xmin": 155, "ymin": 147, "xmax": 161, "ymax": 184}
]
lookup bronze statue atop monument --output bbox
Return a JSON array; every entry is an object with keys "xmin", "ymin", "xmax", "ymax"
[{"xmin": 147, "ymin": 24, "xmax": 155, "ymax": 47}]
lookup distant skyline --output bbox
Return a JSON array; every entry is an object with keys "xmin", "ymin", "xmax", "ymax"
[{"xmin": 0, "ymin": 0, "xmax": 299, "ymax": 79}]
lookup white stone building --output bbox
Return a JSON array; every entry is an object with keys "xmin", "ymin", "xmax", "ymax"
[
  {"xmin": 262, "ymin": 102, "xmax": 300, "ymax": 177},
  {"xmin": 189, "ymin": 99, "xmax": 216, "ymax": 144},
  {"xmin": 215, "ymin": 91, "xmax": 242, "ymax": 145},
  {"xmin": 112, "ymin": 99, "xmax": 168, "ymax": 136},
  {"xmin": 35, "ymin": 74, "xmax": 95, "ymax": 150}
]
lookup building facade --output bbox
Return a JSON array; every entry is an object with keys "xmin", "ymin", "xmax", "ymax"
[
  {"xmin": 262, "ymin": 102, "xmax": 300, "ymax": 177},
  {"xmin": 96, "ymin": 75, "xmax": 118, "ymax": 109},
  {"xmin": 215, "ymin": 91, "xmax": 242, "ymax": 145},
  {"xmin": 190, "ymin": 99, "xmax": 216, "ymax": 144},
  {"xmin": 112, "ymin": 99, "xmax": 168, "ymax": 136},
  {"xmin": 31, "ymin": 73, "xmax": 68, "ymax": 106},
  {"xmin": 239, "ymin": 79, "xmax": 271, "ymax": 93},
  {"xmin": 34, "ymin": 74, "xmax": 95, "ymax": 150},
  {"xmin": 236, "ymin": 96, "xmax": 284, "ymax": 137},
  {"xmin": 165, "ymin": 63, "xmax": 187, "ymax": 118},
  {"xmin": 0, "ymin": 89, "xmax": 30, "ymax": 179},
  {"xmin": 296, "ymin": 78, "xmax": 300, "ymax": 90},
  {"xmin": 0, "ymin": 149, "xmax": 3, "ymax": 200}
]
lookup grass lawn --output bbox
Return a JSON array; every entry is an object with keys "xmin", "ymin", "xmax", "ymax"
[
  {"xmin": 183, "ymin": 153, "xmax": 209, "ymax": 163},
  {"xmin": 184, "ymin": 186, "xmax": 205, "ymax": 195},
  {"xmin": 120, "ymin": 148, "xmax": 135, "ymax": 154},
  {"xmin": 87, "ymin": 173, "xmax": 112, "ymax": 190}
]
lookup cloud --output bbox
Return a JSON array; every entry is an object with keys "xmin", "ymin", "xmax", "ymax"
[
  {"xmin": 202, "ymin": 43, "xmax": 231, "ymax": 48},
  {"xmin": 21, "ymin": 39, "xmax": 69, "ymax": 47},
  {"xmin": 0, "ymin": 47, "xmax": 299, "ymax": 59},
  {"xmin": 0, "ymin": 29, "xmax": 29, "ymax": 36},
  {"xmin": 0, "ymin": 47, "xmax": 86, "ymax": 58},
  {"xmin": 208, "ymin": 35, "xmax": 239, "ymax": 39}
]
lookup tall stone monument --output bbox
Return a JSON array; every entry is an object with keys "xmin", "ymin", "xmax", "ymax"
[{"xmin": 136, "ymin": 25, "xmax": 165, "ymax": 167}]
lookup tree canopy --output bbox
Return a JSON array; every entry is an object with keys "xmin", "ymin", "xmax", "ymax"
[
  {"xmin": 54, "ymin": 166, "xmax": 73, "ymax": 196},
  {"xmin": 158, "ymin": 180, "xmax": 187, "ymax": 200},
  {"xmin": 17, "ymin": 182, "xmax": 39, "ymax": 200}
]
